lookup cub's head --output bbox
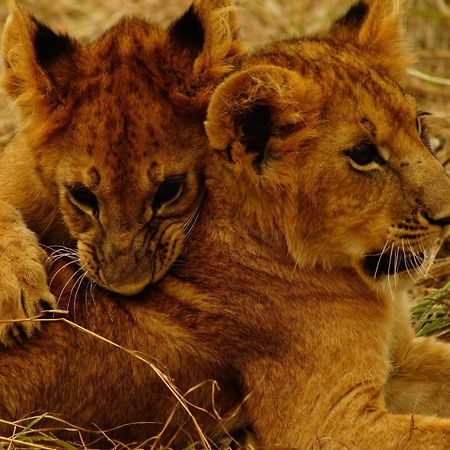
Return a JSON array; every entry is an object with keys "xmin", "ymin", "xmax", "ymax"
[
  {"xmin": 205, "ymin": 0, "xmax": 450, "ymax": 285},
  {"xmin": 2, "ymin": 0, "xmax": 240, "ymax": 295}
]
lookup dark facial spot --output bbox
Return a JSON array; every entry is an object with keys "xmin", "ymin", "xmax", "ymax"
[
  {"xmin": 400, "ymin": 162, "xmax": 409, "ymax": 168},
  {"xmin": 89, "ymin": 167, "xmax": 101, "ymax": 186},
  {"xmin": 148, "ymin": 162, "xmax": 162, "ymax": 184},
  {"xmin": 360, "ymin": 116, "xmax": 375, "ymax": 134}
]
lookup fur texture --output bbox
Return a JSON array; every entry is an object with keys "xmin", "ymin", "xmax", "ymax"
[
  {"xmin": 0, "ymin": 0, "xmax": 450, "ymax": 448},
  {"xmin": 0, "ymin": 0, "xmax": 241, "ymax": 345}
]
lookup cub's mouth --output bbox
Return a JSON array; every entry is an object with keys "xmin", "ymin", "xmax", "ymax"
[{"xmin": 363, "ymin": 250, "xmax": 425, "ymax": 278}]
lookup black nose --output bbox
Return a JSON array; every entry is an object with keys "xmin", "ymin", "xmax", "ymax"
[{"xmin": 422, "ymin": 211, "xmax": 450, "ymax": 227}]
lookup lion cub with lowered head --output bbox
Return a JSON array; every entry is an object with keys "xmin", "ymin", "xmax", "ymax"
[
  {"xmin": 0, "ymin": 0, "xmax": 240, "ymax": 345},
  {"xmin": 1, "ymin": 0, "xmax": 450, "ymax": 448}
]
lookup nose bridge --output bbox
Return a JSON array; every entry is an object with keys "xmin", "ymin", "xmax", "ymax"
[
  {"xmin": 99, "ymin": 186, "xmax": 149, "ymax": 251},
  {"xmin": 111, "ymin": 229, "xmax": 137, "ymax": 254},
  {"xmin": 108, "ymin": 223, "xmax": 147, "ymax": 256},
  {"xmin": 405, "ymin": 152, "xmax": 450, "ymax": 219},
  {"xmin": 100, "ymin": 227, "xmax": 148, "ymax": 289},
  {"xmin": 99, "ymin": 208, "xmax": 143, "ymax": 258}
]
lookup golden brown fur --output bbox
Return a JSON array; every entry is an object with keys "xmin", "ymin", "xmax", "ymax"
[
  {"xmin": 0, "ymin": 0, "xmax": 240, "ymax": 345},
  {"xmin": 1, "ymin": 0, "xmax": 450, "ymax": 448}
]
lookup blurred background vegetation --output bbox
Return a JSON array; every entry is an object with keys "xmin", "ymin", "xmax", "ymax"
[{"xmin": 0, "ymin": 0, "xmax": 448, "ymax": 335}]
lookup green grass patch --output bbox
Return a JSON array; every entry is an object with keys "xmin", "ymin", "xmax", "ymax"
[{"xmin": 412, "ymin": 280, "xmax": 450, "ymax": 338}]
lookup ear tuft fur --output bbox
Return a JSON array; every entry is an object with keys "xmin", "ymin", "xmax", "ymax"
[
  {"xmin": 167, "ymin": 0, "xmax": 242, "ymax": 113},
  {"xmin": 1, "ymin": 5, "xmax": 79, "ymax": 139},
  {"xmin": 331, "ymin": 0, "xmax": 415, "ymax": 81}
]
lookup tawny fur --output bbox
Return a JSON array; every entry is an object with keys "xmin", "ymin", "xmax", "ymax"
[
  {"xmin": 0, "ymin": 0, "xmax": 450, "ymax": 448},
  {"xmin": 0, "ymin": 0, "xmax": 241, "ymax": 345}
]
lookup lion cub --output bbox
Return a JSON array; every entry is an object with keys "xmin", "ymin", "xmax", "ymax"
[
  {"xmin": 0, "ymin": 0, "xmax": 240, "ymax": 345},
  {"xmin": 1, "ymin": 0, "xmax": 450, "ymax": 448}
]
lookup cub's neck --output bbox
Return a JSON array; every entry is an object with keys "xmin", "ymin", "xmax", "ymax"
[{"xmin": 177, "ymin": 192, "xmax": 379, "ymax": 304}]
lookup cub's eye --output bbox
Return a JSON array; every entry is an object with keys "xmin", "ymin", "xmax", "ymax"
[
  {"xmin": 67, "ymin": 184, "xmax": 98, "ymax": 213},
  {"xmin": 152, "ymin": 177, "xmax": 183, "ymax": 210},
  {"xmin": 344, "ymin": 141, "xmax": 384, "ymax": 168}
]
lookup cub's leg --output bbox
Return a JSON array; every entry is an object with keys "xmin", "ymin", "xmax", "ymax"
[
  {"xmin": 0, "ymin": 200, "xmax": 55, "ymax": 346},
  {"xmin": 242, "ymin": 297, "xmax": 450, "ymax": 449},
  {"xmin": 385, "ymin": 334, "xmax": 450, "ymax": 417}
]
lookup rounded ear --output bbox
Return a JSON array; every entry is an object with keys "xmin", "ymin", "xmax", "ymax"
[
  {"xmin": 205, "ymin": 65, "xmax": 323, "ymax": 173},
  {"xmin": 168, "ymin": 0, "xmax": 242, "ymax": 112},
  {"xmin": 330, "ymin": 0, "xmax": 416, "ymax": 81},
  {"xmin": 1, "ymin": 5, "xmax": 80, "ymax": 117}
]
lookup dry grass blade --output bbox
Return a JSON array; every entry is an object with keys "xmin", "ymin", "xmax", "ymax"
[
  {"xmin": 0, "ymin": 315, "xmax": 214, "ymax": 450},
  {"xmin": 407, "ymin": 68, "xmax": 450, "ymax": 86}
]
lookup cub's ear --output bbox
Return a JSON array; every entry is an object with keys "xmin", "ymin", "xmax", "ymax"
[
  {"xmin": 168, "ymin": 0, "xmax": 242, "ymax": 111},
  {"xmin": 205, "ymin": 65, "xmax": 323, "ymax": 174},
  {"xmin": 1, "ymin": 5, "xmax": 80, "ymax": 117},
  {"xmin": 330, "ymin": 0, "xmax": 415, "ymax": 81}
]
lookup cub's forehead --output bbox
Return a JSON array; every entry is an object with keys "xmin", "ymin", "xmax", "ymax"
[
  {"xmin": 323, "ymin": 68, "xmax": 417, "ymax": 130},
  {"xmin": 83, "ymin": 17, "xmax": 164, "ymax": 72},
  {"xmin": 250, "ymin": 38, "xmax": 417, "ymax": 116},
  {"xmin": 50, "ymin": 15, "xmax": 208, "ymax": 183},
  {"xmin": 62, "ymin": 67, "xmax": 204, "ymax": 176},
  {"xmin": 292, "ymin": 40, "xmax": 417, "ymax": 121}
]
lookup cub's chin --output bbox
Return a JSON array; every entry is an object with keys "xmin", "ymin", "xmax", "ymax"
[{"xmin": 101, "ymin": 279, "xmax": 152, "ymax": 296}]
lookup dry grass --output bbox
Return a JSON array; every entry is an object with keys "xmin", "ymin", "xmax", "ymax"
[{"xmin": 0, "ymin": 0, "xmax": 449, "ymax": 448}]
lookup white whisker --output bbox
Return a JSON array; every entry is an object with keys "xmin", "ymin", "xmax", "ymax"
[
  {"xmin": 49, "ymin": 259, "xmax": 78, "ymax": 289},
  {"xmin": 56, "ymin": 265, "xmax": 85, "ymax": 307},
  {"xmin": 386, "ymin": 244, "xmax": 395, "ymax": 302},
  {"xmin": 401, "ymin": 238, "xmax": 417, "ymax": 284},
  {"xmin": 373, "ymin": 240, "xmax": 391, "ymax": 279}
]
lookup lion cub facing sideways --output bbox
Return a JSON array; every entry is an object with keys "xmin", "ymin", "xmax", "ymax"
[
  {"xmin": 0, "ymin": 0, "xmax": 240, "ymax": 345},
  {"xmin": 0, "ymin": 0, "xmax": 450, "ymax": 448}
]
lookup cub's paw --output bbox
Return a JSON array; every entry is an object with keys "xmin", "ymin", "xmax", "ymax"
[{"xmin": 0, "ymin": 225, "xmax": 56, "ymax": 347}]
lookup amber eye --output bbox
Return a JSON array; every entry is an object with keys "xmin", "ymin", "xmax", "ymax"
[
  {"xmin": 152, "ymin": 178, "xmax": 183, "ymax": 210},
  {"xmin": 67, "ymin": 184, "xmax": 98, "ymax": 213},
  {"xmin": 345, "ymin": 141, "xmax": 384, "ymax": 167}
]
